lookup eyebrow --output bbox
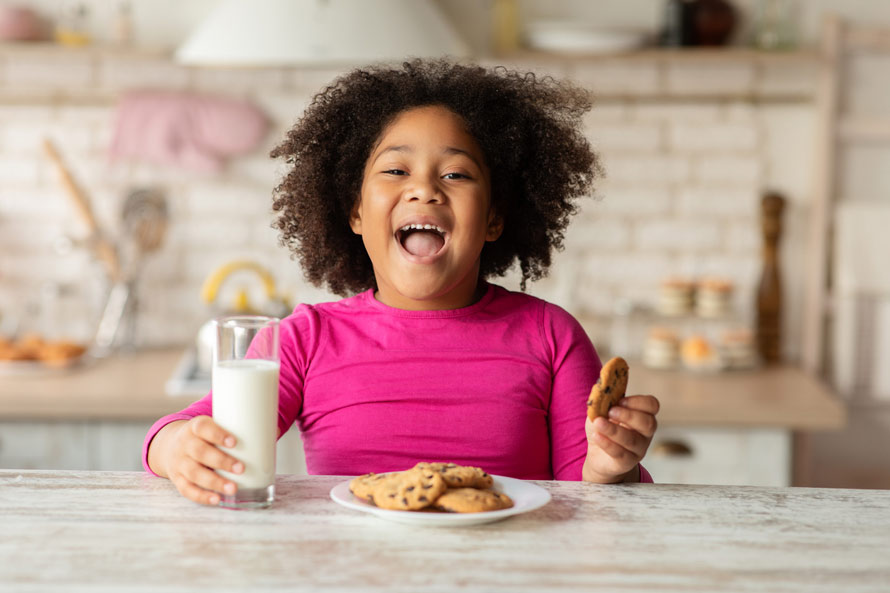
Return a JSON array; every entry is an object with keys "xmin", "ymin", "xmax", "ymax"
[{"xmin": 374, "ymin": 144, "xmax": 483, "ymax": 167}]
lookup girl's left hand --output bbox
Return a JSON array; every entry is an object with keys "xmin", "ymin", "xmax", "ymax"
[{"xmin": 582, "ymin": 394, "xmax": 660, "ymax": 483}]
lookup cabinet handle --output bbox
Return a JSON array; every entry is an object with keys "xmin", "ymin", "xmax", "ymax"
[{"xmin": 652, "ymin": 440, "xmax": 694, "ymax": 457}]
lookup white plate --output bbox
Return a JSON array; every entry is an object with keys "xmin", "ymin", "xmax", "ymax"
[{"xmin": 330, "ymin": 475, "xmax": 551, "ymax": 527}]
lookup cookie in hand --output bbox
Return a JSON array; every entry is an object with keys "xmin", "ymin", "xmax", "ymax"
[{"xmin": 587, "ymin": 356, "xmax": 630, "ymax": 421}]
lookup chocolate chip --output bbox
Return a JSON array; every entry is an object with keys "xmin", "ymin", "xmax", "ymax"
[
  {"xmin": 422, "ymin": 484, "xmax": 433, "ymax": 489},
  {"xmin": 406, "ymin": 486, "xmax": 415, "ymax": 491},
  {"xmin": 419, "ymin": 496, "xmax": 428, "ymax": 502},
  {"xmin": 402, "ymin": 497, "xmax": 408, "ymax": 506},
  {"xmin": 605, "ymin": 386, "xmax": 611, "ymax": 394}
]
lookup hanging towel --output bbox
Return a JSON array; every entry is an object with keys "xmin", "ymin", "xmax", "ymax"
[{"xmin": 109, "ymin": 90, "xmax": 268, "ymax": 173}]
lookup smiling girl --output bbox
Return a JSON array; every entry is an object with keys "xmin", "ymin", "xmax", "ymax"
[{"xmin": 143, "ymin": 59, "xmax": 660, "ymax": 506}]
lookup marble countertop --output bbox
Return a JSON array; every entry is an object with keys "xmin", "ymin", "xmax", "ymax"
[
  {"xmin": 2, "ymin": 470, "xmax": 887, "ymax": 592},
  {"xmin": 0, "ymin": 347, "xmax": 845, "ymax": 429}
]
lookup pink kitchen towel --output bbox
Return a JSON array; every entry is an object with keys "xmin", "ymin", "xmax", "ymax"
[{"xmin": 109, "ymin": 90, "xmax": 268, "ymax": 173}]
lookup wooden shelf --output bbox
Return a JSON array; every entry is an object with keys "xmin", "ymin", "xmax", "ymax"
[{"xmin": 495, "ymin": 47, "xmax": 822, "ymax": 64}]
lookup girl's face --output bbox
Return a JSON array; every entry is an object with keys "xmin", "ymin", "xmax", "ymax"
[{"xmin": 350, "ymin": 105, "xmax": 502, "ymax": 310}]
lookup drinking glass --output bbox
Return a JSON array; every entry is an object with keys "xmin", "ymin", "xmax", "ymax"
[{"xmin": 212, "ymin": 315, "xmax": 280, "ymax": 509}]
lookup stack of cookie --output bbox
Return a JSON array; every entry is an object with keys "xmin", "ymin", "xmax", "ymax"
[{"xmin": 349, "ymin": 462, "xmax": 513, "ymax": 513}]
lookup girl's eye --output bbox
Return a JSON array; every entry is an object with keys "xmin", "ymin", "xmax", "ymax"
[
  {"xmin": 443, "ymin": 172, "xmax": 469, "ymax": 180},
  {"xmin": 383, "ymin": 169, "xmax": 407, "ymax": 176}
]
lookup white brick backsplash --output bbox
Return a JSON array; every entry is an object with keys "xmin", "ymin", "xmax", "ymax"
[
  {"xmin": 600, "ymin": 153, "xmax": 692, "ymax": 185},
  {"xmin": 676, "ymin": 186, "xmax": 760, "ymax": 217},
  {"xmin": 727, "ymin": 219, "xmax": 761, "ymax": 252},
  {"xmin": 98, "ymin": 57, "xmax": 190, "ymax": 92},
  {"xmin": 669, "ymin": 122, "xmax": 759, "ymax": 152},
  {"xmin": 759, "ymin": 61, "xmax": 819, "ymax": 99},
  {"xmin": 634, "ymin": 219, "xmax": 723, "ymax": 251},
  {"xmin": 7, "ymin": 123, "xmax": 96, "ymax": 154},
  {"xmin": 724, "ymin": 102, "xmax": 757, "ymax": 124},
  {"xmin": 253, "ymin": 92, "xmax": 313, "ymax": 129},
  {"xmin": 632, "ymin": 103, "xmax": 722, "ymax": 123},
  {"xmin": 168, "ymin": 218, "xmax": 252, "ymax": 249},
  {"xmin": 0, "ymin": 105, "xmax": 55, "ymax": 122},
  {"xmin": 694, "ymin": 155, "xmax": 762, "ymax": 184},
  {"xmin": 190, "ymin": 67, "xmax": 288, "ymax": 96},
  {"xmin": 286, "ymin": 67, "xmax": 353, "ymax": 94},
  {"xmin": 563, "ymin": 217, "xmax": 631, "ymax": 251},
  {"xmin": 183, "ymin": 182, "xmax": 271, "ymax": 216},
  {"xmin": 0, "ymin": 219, "xmax": 67, "ymax": 248},
  {"xmin": 673, "ymin": 253, "xmax": 761, "ymax": 286},
  {"xmin": 0, "ymin": 189, "xmax": 66, "ymax": 217},
  {"xmin": 580, "ymin": 252, "xmax": 676, "ymax": 286},
  {"xmin": 588, "ymin": 122, "xmax": 662, "ymax": 152},
  {"xmin": 583, "ymin": 104, "xmax": 628, "ymax": 126},
  {"xmin": 4, "ymin": 54, "xmax": 94, "ymax": 88},
  {"xmin": 0, "ymin": 155, "xmax": 41, "ymax": 185},
  {"xmin": 592, "ymin": 185, "xmax": 673, "ymax": 216},
  {"xmin": 571, "ymin": 61, "xmax": 660, "ymax": 96},
  {"xmin": 666, "ymin": 62, "xmax": 755, "ymax": 96}
]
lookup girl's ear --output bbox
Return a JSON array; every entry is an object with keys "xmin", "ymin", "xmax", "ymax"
[
  {"xmin": 486, "ymin": 211, "xmax": 504, "ymax": 242},
  {"xmin": 349, "ymin": 200, "xmax": 362, "ymax": 235}
]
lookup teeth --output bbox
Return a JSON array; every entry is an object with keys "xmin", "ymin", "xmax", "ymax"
[{"xmin": 399, "ymin": 224, "xmax": 444, "ymax": 233}]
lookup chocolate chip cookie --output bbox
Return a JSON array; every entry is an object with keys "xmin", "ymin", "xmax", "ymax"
[
  {"xmin": 350, "ymin": 468, "xmax": 447, "ymax": 511},
  {"xmin": 587, "ymin": 356, "xmax": 630, "ymax": 421},
  {"xmin": 432, "ymin": 488, "xmax": 514, "ymax": 513},
  {"xmin": 413, "ymin": 462, "xmax": 494, "ymax": 489}
]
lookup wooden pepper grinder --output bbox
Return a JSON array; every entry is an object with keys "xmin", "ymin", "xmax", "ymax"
[{"xmin": 756, "ymin": 191, "xmax": 786, "ymax": 363}]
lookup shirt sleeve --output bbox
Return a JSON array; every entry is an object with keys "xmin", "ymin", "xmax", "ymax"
[
  {"xmin": 540, "ymin": 302, "xmax": 602, "ymax": 481},
  {"xmin": 141, "ymin": 304, "xmax": 320, "ymax": 476}
]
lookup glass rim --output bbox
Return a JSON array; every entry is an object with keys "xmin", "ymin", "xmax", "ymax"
[{"xmin": 213, "ymin": 315, "xmax": 280, "ymax": 330}]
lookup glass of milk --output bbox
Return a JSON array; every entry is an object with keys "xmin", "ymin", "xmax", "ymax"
[{"xmin": 212, "ymin": 315, "xmax": 280, "ymax": 509}]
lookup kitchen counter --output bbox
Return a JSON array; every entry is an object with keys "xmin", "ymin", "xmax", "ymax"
[
  {"xmin": 0, "ymin": 347, "xmax": 845, "ymax": 428},
  {"xmin": 2, "ymin": 469, "xmax": 888, "ymax": 592}
]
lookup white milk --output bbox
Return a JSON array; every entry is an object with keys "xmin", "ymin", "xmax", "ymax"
[{"xmin": 212, "ymin": 358, "xmax": 280, "ymax": 488}]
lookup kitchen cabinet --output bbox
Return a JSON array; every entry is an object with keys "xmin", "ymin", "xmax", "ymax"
[{"xmin": 0, "ymin": 419, "xmax": 308, "ymax": 474}]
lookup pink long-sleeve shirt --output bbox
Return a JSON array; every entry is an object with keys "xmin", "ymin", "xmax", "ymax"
[{"xmin": 143, "ymin": 283, "xmax": 652, "ymax": 482}]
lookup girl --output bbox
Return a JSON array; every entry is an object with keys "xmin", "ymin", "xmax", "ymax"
[{"xmin": 144, "ymin": 59, "xmax": 660, "ymax": 506}]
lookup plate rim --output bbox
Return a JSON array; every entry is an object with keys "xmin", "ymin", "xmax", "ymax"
[{"xmin": 329, "ymin": 474, "xmax": 551, "ymax": 526}]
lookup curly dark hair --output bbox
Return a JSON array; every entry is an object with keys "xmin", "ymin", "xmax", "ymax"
[{"xmin": 270, "ymin": 58, "xmax": 601, "ymax": 296}]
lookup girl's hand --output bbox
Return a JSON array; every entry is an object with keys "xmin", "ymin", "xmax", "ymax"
[
  {"xmin": 153, "ymin": 416, "xmax": 245, "ymax": 506},
  {"xmin": 582, "ymin": 395, "xmax": 660, "ymax": 483}
]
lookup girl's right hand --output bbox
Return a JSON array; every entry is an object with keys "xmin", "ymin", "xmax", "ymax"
[{"xmin": 159, "ymin": 416, "xmax": 244, "ymax": 506}]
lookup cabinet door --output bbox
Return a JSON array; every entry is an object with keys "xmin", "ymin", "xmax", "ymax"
[
  {"xmin": 88, "ymin": 421, "xmax": 154, "ymax": 471},
  {"xmin": 642, "ymin": 426, "xmax": 791, "ymax": 487},
  {"xmin": 276, "ymin": 425, "xmax": 307, "ymax": 476},
  {"xmin": 0, "ymin": 421, "xmax": 90, "ymax": 470}
]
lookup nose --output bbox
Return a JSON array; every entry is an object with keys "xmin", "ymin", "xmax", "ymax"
[{"xmin": 404, "ymin": 173, "xmax": 443, "ymax": 204}]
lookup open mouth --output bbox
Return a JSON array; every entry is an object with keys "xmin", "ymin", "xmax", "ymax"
[{"xmin": 396, "ymin": 223, "xmax": 447, "ymax": 257}]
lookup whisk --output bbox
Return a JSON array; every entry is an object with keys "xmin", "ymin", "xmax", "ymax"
[{"xmin": 94, "ymin": 188, "xmax": 168, "ymax": 354}]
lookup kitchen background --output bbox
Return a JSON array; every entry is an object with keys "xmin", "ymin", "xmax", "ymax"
[{"xmin": 0, "ymin": 0, "xmax": 888, "ymax": 487}]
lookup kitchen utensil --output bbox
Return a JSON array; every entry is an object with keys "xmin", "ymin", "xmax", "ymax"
[
  {"xmin": 42, "ymin": 138, "xmax": 121, "ymax": 282},
  {"xmin": 93, "ymin": 188, "xmax": 168, "ymax": 355}
]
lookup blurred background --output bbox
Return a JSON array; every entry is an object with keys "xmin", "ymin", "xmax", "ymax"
[{"xmin": 0, "ymin": 0, "xmax": 888, "ymax": 488}]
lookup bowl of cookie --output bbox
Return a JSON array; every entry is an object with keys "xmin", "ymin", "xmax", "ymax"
[
  {"xmin": 330, "ymin": 462, "xmax": 551, "ymax": 526},
  {"xmin": 0, "ymin": 333, "xmax": 90, "ymax": 374}
]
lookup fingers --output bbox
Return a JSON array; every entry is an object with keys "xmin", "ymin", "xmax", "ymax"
[
  {"xmin": 592, "ymin": 416, "xmax": 649, "ymax": 460},
  {"xmin": 169, "ymin": 416, "xmax": 244, "ymax": 506},
  {"xmin": 608, "ymin": 397, "xmax": 659, "ymax": 438},
  {"xmin": 617, "ymin": 394, "xmax": 660, "ymax": 416},
  {"xmin": 190, "ymin": 415, "xmax": 237, "ymax": 449}
]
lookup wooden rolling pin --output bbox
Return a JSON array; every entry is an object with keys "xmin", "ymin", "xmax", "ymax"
[{"xmin": 42, "ymin": 138, "xmax": 121, "ymax": 282}]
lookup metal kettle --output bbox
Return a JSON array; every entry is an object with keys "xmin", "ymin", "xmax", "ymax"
[{"xmin": 194, "ymin": 260, "xmax": 291, "ymax": 375}]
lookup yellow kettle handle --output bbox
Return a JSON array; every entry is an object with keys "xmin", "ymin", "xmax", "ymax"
[{"xmin": 200, "ymin": 260, "xmax": 278, "ymax": 306}]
